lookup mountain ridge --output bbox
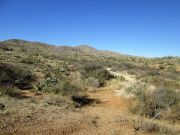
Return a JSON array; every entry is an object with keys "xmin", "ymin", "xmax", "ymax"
[
  {"xmin": 1, "ymin": 39, "xmax": 179, "ymax": 58},
  {"xmin": 0, "ymin": 39, "xmax": 127, "ymax": 58}
]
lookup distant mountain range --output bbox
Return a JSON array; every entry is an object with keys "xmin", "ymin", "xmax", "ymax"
[{"xmin": 0, "ymin": 39, "xmax": 131, "ymax": 58}]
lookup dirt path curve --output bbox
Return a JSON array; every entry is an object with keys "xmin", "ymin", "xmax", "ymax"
[
  {"xmin": 87, "ymin": 71, "xmax": 136, "ymax": 124},
  {"xmin": 74, "ymin": 72, "xmax": 150, "ymax": 135},
  {"xmin": 109, "ymin": 71, "xmax": 136, "ymax": 97}
]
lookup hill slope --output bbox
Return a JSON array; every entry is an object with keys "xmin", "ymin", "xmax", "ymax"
[{"xmin": 0, "ymin": 39, "xmax": 180, "ymax": 135}]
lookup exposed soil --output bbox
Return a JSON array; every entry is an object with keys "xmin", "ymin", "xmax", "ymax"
[
  {"xmin": 0, "ymin": 72, "xmax": 175, "ymax": 135},
  {"xmin": 0, "ymin": 89, "xmax": 153, "ymax": 135}
]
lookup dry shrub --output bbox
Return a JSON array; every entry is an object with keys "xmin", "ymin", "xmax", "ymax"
[
  {"xmin": 141, "ymin": 121, "xmax": 179, "ymax": 134},
  {"xmin": 44, "ymin": 95, "xmax": 71, "ymax": 107},
  {"xmin": 0, "ymin": 86, "xmax": 28, "ymax": 99},
  {"xmin": 85, "ymin": 77, "xmax": 100, "ymax": 88},
  {"xmin": 127, "ymin": 82, "xmax": 178, "ymax": 119}
]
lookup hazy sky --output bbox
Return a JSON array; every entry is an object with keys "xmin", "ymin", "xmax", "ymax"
[{"xmin": 0, "ymin": 0, "xmax": 180, "ymax": 57}]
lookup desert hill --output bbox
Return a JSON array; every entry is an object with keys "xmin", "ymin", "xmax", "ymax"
[{"xmin": 0, "ymin": 39, "xmax": 180, "ymax": 135}]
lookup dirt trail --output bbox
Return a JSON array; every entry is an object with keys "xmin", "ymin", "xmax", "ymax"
[
  {"xmin": 88, "ymin": 89, "xmax": 130, "ymax": 112},
  {"xmin": 70, "ymin": 72, "xmax": 150, "ymax": 135},
  {"xmin": 1, "ymin": 72, "xmax": 155, "ymax": 135},
  {"xmin": 110, "ymin": 71, "xmax": 136, "ymax": 97}
]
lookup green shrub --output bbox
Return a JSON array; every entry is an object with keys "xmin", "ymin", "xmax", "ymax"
[
  {"xmin": 21, "ymin": 55, "xmax": 40, "ymax": 64},
  {"xmin": 0, "ymin": 63, "xmax": 35, "ymax": 89},
  {"xmin": 35, "ymin": 77, "xmax": 59, "ymax": 91},
  {"xmin": 36, "ymin": 77, "xmax": 80, "ymax": 96},
  {"xmin": 81, "ymin": 64, "xmax": 113, "ymax": 86},
  {"xmin": 49, "ymin": 81, "xmax": 79, "ymax": 96}
]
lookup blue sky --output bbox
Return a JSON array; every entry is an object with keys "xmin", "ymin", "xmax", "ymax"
[{"xmin": 0, "ymin": 0, "xmax": 180, "ymax": 57}]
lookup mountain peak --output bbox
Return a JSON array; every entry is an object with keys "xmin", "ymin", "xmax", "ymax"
[{"xmin": 76, "ymin": 45, "xmax": 97, "ymax": 51}]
